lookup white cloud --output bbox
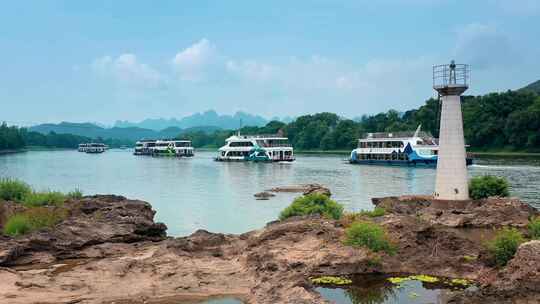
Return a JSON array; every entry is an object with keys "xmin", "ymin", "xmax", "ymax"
[
  {"xmin": 91, "ymin": 54, "xmax": 163, "ymax": 88},
  {"xmin": 226, "ymin": 60, "xmax": 278, "ymax": 82},
  {"xmin": 172, "ymin": 39, "xmax": 217, "ymax": 81}
]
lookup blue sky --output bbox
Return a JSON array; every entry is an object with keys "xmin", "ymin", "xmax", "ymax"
[{"xmin": 1, "ymin": 0, "xmax": 540, "ymax": 125}]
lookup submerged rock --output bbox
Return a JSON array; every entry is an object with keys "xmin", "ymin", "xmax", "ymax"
[{"xmin": 267, "ymin": 184, "xmax": 332, "ymax": 197}]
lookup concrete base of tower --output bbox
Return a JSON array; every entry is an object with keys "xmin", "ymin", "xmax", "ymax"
[{"xmin": 434, "ymin": 94, "xmax": 469, "ymax": 200}]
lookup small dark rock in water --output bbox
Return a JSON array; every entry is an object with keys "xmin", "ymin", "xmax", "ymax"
[
  {"xmin": 267, "ymin": 183, "xmax": 332, "ymax": 197},
  {"xmin": 254, "ymin": 192, "xmax": 276, "ymax": 200}
]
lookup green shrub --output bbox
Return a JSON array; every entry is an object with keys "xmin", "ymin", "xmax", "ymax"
[
  {"xmin": 3, "ymin": 214, "xmax": 32, "ymax": 236},
  {"xmin": 528, "ymin": 217, "xmax": 540, "ymax": 240},
  {"xmin": 279, "ymin": 194, "xmax": 344, "ymax": 220},
  {"xmin": 23, "ymin": 191, "xmax": 67, "ymax": 207},
  {"xmin": 0, "ymin": 178, "xmax": 32, "ymax": 202},
  {"xmin": 469, "ymin": 175, "xmax": 510, "ymax": 200},
  {"xmin": 487, "ymin": 228, "xmax": 524, "ymax": 266},
  {"xmin": 3, "ymin": 207, "xmax": 67, "ymax": 236},
  {"xmin": 359, "ymin": 207, "xmax": 386, "ymax": 218},
  {"xmin": 344, "ymin": 221, "xmax": 396, "ymax": 255}
]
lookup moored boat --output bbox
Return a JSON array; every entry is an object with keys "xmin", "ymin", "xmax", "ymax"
[
  {"xmin": 134, "ymin": 139, "xmax": 156, "ymax": 155},
  {"xmin": 153, "ymin": 139, "xmax": 194, "ymax": 157},
  {"xmin": 216, "ymin": 134, "xmax": 294, "ymax": 162},
  {"xmin": 134, "ymin": 139, "xmax": 194, "ymax": 157},
  {"xmin": 85, "ymin": 143, "xmax": 107, "ymax": 154},
  {"xmin": 349, "ymin": 125, "xmax": 473, "ymax": 167}
]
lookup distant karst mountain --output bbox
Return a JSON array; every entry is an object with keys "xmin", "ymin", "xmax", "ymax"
[
  {"xmin": 114, "ymin": 110, "xmax": 269, "ymax": 130},
  {"xmin": 519, "ymin": 79, "xmax": 540, "ymax": 95},
  {"xmin": 29, "ymin": 122, "xmax": 220, "ymax": 142}
]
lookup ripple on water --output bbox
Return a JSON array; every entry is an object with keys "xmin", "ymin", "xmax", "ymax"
[{"xmin": 0, "ymin": 150, "xmax": 538, "ymax": 236}]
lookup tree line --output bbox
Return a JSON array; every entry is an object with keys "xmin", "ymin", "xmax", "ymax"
[
  {"xmin": 182, "ymin": 90, "xmax": 540, "ymax": 152},
  {"xmin": 0, "ymin": 123, "xmax": 132, "ymax": 151},
  {"xmin": 2, "ymin": 89, "xmax": 539, "ymax": 152}
]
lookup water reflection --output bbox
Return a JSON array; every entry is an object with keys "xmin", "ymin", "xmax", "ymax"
[{"xmin": 317, "ymin": 274, "xmax": 458, "ymax": 304}]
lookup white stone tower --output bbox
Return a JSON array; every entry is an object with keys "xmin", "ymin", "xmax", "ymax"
[{"xmin": 433, "ymin": 61, "xmax": 470, "ymax": 200}]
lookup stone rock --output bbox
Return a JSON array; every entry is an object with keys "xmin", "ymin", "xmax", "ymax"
[
  {"xmin": 254, "ymin": 191, "xmax": 276, "ymax": 200},
  {"xmin": 0, "ymin": 195, "xmax": 167, "ymax": 266},
  {"xmin": 267, "ymin": 184, "xmax": 332, "ymax": 197},
  {"xmin": 372, "ymin": 195, "xmax": 538, "ymax": 228}
]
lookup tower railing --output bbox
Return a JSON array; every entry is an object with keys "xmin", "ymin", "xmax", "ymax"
[{"xmin": 433, "ymin": 63, "xmax": 469, "ymax": 88}]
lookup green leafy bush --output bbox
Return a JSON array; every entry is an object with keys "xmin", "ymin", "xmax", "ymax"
[
  {"xmin": 487, "ymin": 228, "xmax": 524, "ymax": 266},
  {"xmin": 0, "ymin": 178, "xmax": 32, "ymax": 202},
  {"xmin": 3, "ymin": 207, "xmax": 67, "ymax": 236},
  {"xmin": 279, "ymin": 194, "xmax": 344, "ymax": 220},
  {"xmin": 528, "ymin": 217, "xmax": 540, "ymax": 240},
  {"xmin": 469, "ymin": 175, "xmax": 510, "ymax": 200},
  {"xmin": 344, "ymin": 221, "xmax": 396, "ymax": 255}
]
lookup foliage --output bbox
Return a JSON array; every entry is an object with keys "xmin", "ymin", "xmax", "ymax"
[
  {"xmin": 0, "ymin": 178, "xmax": 32, "ymax": 202},
  {"xmin": 487, "ymin": 228, "xmax": 525, "ymax": 266},
  {"xmin": 310, "ymin": 276, "xmax": 352, "ymax": 285},
  {"xmin": 469, "ymin": 175, "xmax": 510, "ymax": 200},
  {"xmin": 279, "ymin": 194, "xmax": 343, "ymax": 221},
  {"xmin": 3, "ymin": 207, "xmax": 67, "ymax": 236},
  {"xmin": 344, "ymin": 221, "xmax": 396, "ymax": 255},
  {"xmin": 0, "ymin": 179, "xmax": 81, "ymax": 207},
  {"xmin": 3, "ymin": 214, "xmax": 32, "ymax": 236},
  {"xmin": 23, "ymin": 191, "xmax": 68, "ymax": 207},
  {"xmin": 528, "ymin": 217, "xmax": 540, "ymax": 240},
  {"xmin": 67, "ymin": 188, "xmax": 83, "ymax": 200}
]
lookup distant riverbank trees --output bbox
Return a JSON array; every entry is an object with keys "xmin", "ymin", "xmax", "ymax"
[
  {"xmin": 0, "ymin": 123, "xmax": 131, "ymax": 151},
  {"xmin": 3, "ymin": 88, "xmax": 539, "ymax": 152},
  {"xmin": 182, "ymin": 90, "xmax": 540, "ymax": 152}
]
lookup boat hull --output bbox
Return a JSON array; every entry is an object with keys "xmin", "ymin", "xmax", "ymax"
[{"xmin": 349, "ymin": 158, "xmax": 473, "ymax": 167}]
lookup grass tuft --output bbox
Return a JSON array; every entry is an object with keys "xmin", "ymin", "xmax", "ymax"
[
  {"xmin": 528, "ymin": 217, "xmax": 540, "ymax": 240},
  {"xmin": 3, "ymin": 207, "xmax": 67, "ymax": 236},
  {"xmin": 343, "ymin": 221, "xmax": 396, "ymax": 255},
  {"xmin": 0, "ymin": 178, "xmax": 32, "ymax": 202}
]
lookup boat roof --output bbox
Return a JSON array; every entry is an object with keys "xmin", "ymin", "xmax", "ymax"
[
  {"xmin": 226, "ymin": 134, "xmax": 289, "ymax": 141},
  {"xmin": 359, "ymin": 131, "xmax": 434, "ymax": 141}
]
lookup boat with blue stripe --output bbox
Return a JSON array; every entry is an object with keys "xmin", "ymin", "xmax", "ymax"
[{"xmin": 349, "ymin": 125, "xmax": 472, "ymax": 167}]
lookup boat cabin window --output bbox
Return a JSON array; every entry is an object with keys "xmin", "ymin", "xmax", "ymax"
[
  {"xmin": 229, "ymin": 141, "xmax": 253, "ymax": 147},
  {"xmin": 175, "ymin": 142, "xmax": 192, "ymax": 147},
  {"xmin": 359, "ymin": 141, "xmax": 404, "ymax": 148}
]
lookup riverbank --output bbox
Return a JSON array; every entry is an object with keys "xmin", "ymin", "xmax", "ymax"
[
  {"xmin": 0, "ymin": 194, "xmax": 538, "ymax": 303},
  {"xmin": 0, "ymin": 149, "xmax": 27, "ymax": 155}
]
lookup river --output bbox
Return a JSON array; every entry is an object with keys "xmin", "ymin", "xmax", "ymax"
[{"xmin": 0, "ymin": 150, "xmax": 538, "ymax": 236}]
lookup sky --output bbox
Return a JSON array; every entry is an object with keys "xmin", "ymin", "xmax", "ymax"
[{"xmin": 1, "ymin": 0, "xmax": 540, "ymax": 126}]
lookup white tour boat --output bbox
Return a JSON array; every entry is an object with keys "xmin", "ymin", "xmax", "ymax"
[
  {"xmin": 216, "ymin": 134, "xmax": 294, "ymax": 162},
  {"xmin": 134, "ymin": 139, "xmax": 157, "ymax": 155},
  {"xmin": 85, "ymin": 143, "xmax": 107, "ymax": 154},
  {"xmin": 135, "ymin": 139, "xmax": 194, "ymax": 157},
  {"xmin": 349, "ymin": 125, "xmax": 472, "ymax": 167}
]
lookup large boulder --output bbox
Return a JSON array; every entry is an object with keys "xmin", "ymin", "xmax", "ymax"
[
  {"xmin": 372, "ymin": 196, "xmax": 538, "ymax": 228},
  {"xmin": 0, "ymin": 195, "xmax": 167, "ymax": 266}
]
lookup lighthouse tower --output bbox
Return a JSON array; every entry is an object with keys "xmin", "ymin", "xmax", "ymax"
[{"xmin": 433, "ymin": 61, "xmax": 470, "ymax": 200}]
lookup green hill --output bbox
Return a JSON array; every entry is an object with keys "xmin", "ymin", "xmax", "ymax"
[{"xmin": 519, "ymin": 80, "xmax": 540, "ymax": 95}]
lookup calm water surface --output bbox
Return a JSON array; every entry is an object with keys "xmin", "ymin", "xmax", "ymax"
[{"xmin": 0, "ymin": 150, "xmax": 538, "ymax": 236}]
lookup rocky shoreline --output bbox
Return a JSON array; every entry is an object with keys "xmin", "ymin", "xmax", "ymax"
[{"xmin": 0, "ymin": 194, "xmax": 539, "ymax": 304}]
